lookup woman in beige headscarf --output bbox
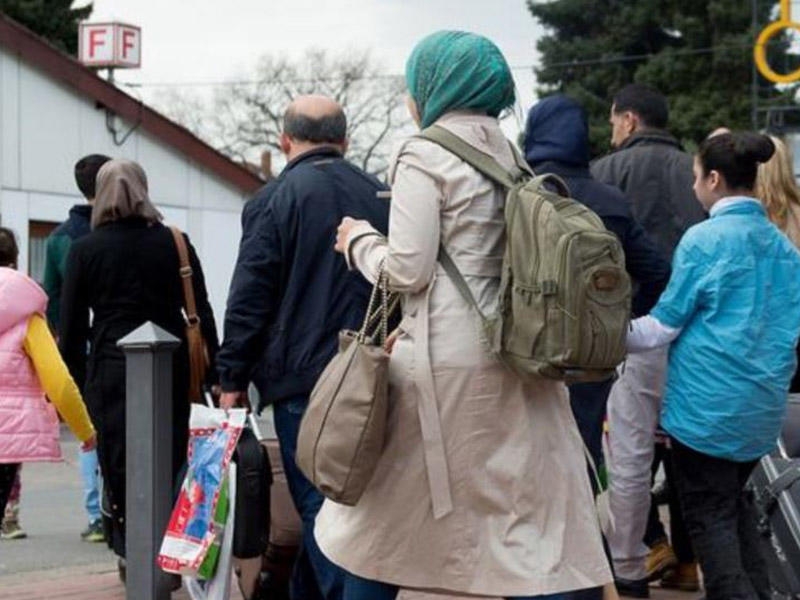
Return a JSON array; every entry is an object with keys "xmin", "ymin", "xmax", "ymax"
[
  {"xmin": 89, "ymin": 159, "xmax": 163, "ymax": 229},
  {"xmin": 59, "ymin": 159, "xmax": 219, "ymax": 577},
  {"xmin": 756, "ymin": 136, "xmax": 800, "ymax": 393}
]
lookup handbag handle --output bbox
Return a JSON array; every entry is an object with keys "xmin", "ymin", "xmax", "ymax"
[
  {"xmin": 169, "ymin": 226, "xmax": 200, "ymax": 326},
  {"xmin": 358, "ymin": 262, "xmax": 398, "ymax": 345}
]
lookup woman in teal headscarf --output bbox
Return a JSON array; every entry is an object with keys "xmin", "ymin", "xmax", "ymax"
[
  {"xmin": 316, "ymin": 31, "xmax": 612, "ymax": 600},
  {"xmin": 404, "ymin": 30, "xmax": 516, "ymax": 128}
]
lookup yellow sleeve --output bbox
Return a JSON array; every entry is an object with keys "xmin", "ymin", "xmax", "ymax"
[{"xmin": 23, "ymin": 314, "xmax": 95, "ymax": 443}]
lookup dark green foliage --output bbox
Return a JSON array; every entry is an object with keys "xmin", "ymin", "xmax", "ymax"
[
  {"xmin": 528, "ymin": 0, "xmax": 793, "ymax": 155},
  {"xmin": 0, "ymin": 0, "xmax": 92, "ymax": 55}
]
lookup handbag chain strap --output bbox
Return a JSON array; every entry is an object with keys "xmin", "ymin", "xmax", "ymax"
[{"xmin": 358, "ymin": 261, "xmax": 397, "ymax": 345}]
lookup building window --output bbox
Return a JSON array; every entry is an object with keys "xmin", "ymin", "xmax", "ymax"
[{"xmin": 28, "ymin": 221, "xmax": 57, "ymax": 284}]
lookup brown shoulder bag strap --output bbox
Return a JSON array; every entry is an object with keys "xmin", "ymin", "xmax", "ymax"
[{"xmin": 169, "ymin": 226, "xmax": 200, "ymax": 325}]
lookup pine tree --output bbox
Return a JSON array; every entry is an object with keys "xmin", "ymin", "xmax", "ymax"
[
  {"xmin": 528, "ymin": 0, "xmax": 791, "ymax": 154},
  {"xmin": 0, "ymin": 1, "xmax": 93, "ymax": 56}
]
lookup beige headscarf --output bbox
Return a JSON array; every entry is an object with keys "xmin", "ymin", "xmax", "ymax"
[{"xmin": 91, "ymin": 159, "xmax": 163, "ymax": 229}]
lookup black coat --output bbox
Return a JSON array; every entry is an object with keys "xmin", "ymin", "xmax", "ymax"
[
  {"xmin": 60, "ymin": 217, "xmax": 219, "ymax": 556},
  {"xmin": 217, "ymin": 147, "xmax": 389, "ymax": 405},
  {"xmin": 591, "ymin": 130, "xmax": 707, "ymax": 261}
]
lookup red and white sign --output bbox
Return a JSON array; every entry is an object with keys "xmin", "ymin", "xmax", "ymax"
[{"xmin": 79, "ymin": 22, "xmax": 141, "ymax": 68}]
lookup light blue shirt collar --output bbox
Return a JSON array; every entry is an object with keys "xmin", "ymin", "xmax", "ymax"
[{"xmin": 709, "ymin": 196, "xmax": 762, "ymax": 217}]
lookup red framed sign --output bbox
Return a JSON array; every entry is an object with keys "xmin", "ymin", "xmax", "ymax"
[{"xmin": 79, "ymin": 22, "xmax": 141, "ymax": 69}]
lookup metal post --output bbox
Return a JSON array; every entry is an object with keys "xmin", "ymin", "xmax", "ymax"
[{"xmin": 118, "ymin": 322, "xmax": 180, "ymax": 600}]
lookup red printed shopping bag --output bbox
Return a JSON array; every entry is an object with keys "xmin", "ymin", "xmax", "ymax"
[{"xmin": 158, "ymin": 404, "xmax": 246, "ymax": 578}]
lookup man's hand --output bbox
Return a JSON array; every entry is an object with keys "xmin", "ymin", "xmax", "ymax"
[
  {"xmin": 80, "ymin": 434, "xmax": 97, "ymax": 452},
  {"xmin": 209, "ymin": 384, "xmax": 222, "ymax": 404},
  {"xmin": 220, "ymin": 391, "xmax": 248, "ymax": 410}
]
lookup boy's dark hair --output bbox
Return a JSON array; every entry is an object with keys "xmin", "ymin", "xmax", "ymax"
[
  {"xmin": 0, "ymin": 227, "xmax": 19, "ymax": 268},
  {"xmin": 697, "ymin": 131, "xmax": 775, "ymax": 190},
  {"xmin": 283, "ymin": 107, "xmax": 347, "ymax": 144},
  {"xmin": 612, "ymin": 84, "xmax": 669, "ymax": 130},
  {"xmin": 74, "ymin": 154, "xmax": 112, "ymax": 199}
]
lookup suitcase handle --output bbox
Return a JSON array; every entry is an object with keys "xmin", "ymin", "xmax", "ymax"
[{"xmin": 765, "ymin": 464, "xmax": 800, "ymax": 513}]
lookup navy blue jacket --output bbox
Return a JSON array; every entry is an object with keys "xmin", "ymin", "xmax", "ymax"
[
  {"xmin": 217, "ymin": 147, "xmax": 390, "ymax": 405},
  {"xmin": 524, "ymin": 95, "xmax": 671, "ymax": 316}
]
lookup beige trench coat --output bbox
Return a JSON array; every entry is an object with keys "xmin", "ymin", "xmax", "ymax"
[{"xmin": 315, "ymin": 112, "xmax": 612, "ymax": 597}]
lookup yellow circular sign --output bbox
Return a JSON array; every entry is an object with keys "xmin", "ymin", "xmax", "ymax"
[{"xmin": 754, "ymin": 0, "xmax": 800, "ymax": 84}]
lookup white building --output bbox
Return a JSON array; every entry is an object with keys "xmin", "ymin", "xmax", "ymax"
[{"xmin": 0, "ymin": 14, "xmax": 264, "ymax": 330}]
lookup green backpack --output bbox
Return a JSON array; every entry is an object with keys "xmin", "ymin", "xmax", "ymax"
[{"xmin": 419, "ymin": 125, "xmax": 631, "ymax": 383}]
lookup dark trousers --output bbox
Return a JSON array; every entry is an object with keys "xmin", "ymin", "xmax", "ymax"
[
  {"xmin": 274, "ymin": 394, "xmax": 345, "ymax": 600},
  {"xmin": 671, "ymin": 438, "xmax": 770, "ymax": 600},
  {"xmin": 343, "ymin": 571, "xmax": 600, "ymax": 600},
  {"xmin": 0, "ymin": 463, "xmax": 19, "ymax": 526},
  {"xmin": 643, "ymin": 441, "xmax": 694, "ymax": 563},
  {"xmin": 568, "ymin": 379, "xmax": 613, "ymax": 478}
]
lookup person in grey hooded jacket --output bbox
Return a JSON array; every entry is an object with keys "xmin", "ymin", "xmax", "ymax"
[{"xmin": 587, "ymin": 84, "xmax": 705, "ymax": 597}]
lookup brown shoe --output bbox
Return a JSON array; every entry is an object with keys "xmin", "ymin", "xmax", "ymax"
[
  {"xmin": 645, "ymin": 538, "xmax": 677, "ymax": 581},
  {"xmin": 660, "ymin": 562, "xmax": 700, "ymax": 592}
]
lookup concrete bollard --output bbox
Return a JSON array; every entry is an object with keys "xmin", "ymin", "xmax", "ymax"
[{"xmin": 118, "ymin": 322, "xmax": 180, "ymax": 600}]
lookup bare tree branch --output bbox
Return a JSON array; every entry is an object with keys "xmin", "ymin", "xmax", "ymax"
[{"xmin": 153, "ymin": 48, "xmax": 412, "ymax": 177}]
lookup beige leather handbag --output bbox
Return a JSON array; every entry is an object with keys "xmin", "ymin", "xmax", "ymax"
[{"xmin": 296, "ymin": 266, "xmax": 398, "ymax": 506}]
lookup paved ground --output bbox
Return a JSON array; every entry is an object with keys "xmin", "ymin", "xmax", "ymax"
[
  {"xmin": 0, "ymin": 563, "xmax": 700, "ymax": 600},
  {"xmin": 0, "ymin": 431, "xmax": 112, "ymax": 576},
  {"xmin": 0, "ymin": 426, "xmax": 698, "ymax": 599}
]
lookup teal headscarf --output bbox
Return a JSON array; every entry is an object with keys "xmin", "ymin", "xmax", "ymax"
[{"xmin": 405, "ymin": 30, "xmax": 516, "ymax": 129}]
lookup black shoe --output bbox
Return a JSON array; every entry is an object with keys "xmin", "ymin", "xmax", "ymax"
[{"xmin": 615, "ymin": 576, "xmax": 650, "ymax": 598}]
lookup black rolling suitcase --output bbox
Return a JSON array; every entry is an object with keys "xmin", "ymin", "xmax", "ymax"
[
  {"xmin": 749, "ymin": 395, "xmax": 800, "ymax": 599},
  {"xmin": 233, "ymin": 426, "xmax": 272, "ymax": 558}
]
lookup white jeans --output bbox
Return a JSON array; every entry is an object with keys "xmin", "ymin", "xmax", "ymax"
[{"xmin": 606, "ymin": 347, "xmax": 668, "ymax": 580}]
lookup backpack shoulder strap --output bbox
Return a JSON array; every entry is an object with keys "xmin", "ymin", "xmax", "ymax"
[
  {"xmin": 417, "ymin": 125, "xmax": 525, "ymax": 190},
  {"xmin": 437, "ymin": 246, "xmax": 486, "ymax": 321}
]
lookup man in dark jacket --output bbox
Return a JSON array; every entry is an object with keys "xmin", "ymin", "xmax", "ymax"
[
  {"xmin": 589, "ymin": 85, "xmax": 705, "ymax": 597},
  {"xmin": 592, "ymin": 84, "xmax": 706, "ymax": 261},
  {"xmin": 42, "ymin": 153, "xmax": 110, "ymax": 545},
  {"xmin": 217, "ymin": 95, "xmax": 389, "ymax": 600},
  {"xmin": 43, "ymin": 154, "xmax": 110, "ymax": 329},
  {"xmin": 525, "ymin": 96, "xmax": 672, "ymax": 600}
]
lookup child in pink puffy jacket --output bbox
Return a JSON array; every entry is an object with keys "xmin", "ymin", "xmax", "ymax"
[{"xmin": 0, "ymin": 227, "xmax": 96, "ymax": 527}]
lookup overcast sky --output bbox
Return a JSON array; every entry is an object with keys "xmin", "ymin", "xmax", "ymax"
[{"xmin": 89, "ymin": 0, "xmax": 543, "ymax": 134}]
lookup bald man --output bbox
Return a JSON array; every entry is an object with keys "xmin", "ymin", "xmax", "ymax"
[{"xmin": 217, "ymin": 95, "xmax": 389, "ymax": 599}]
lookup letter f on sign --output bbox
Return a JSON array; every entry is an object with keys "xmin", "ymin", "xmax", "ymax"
[
  {"xmin": 89, "ymin": 29, "xmax": 105, "ymax": 58},
  {"xmin": 122, "ymin": 30, "xmax": 135, "ymax": 59}
]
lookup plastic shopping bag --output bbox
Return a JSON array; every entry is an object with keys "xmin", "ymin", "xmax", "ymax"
[
  {"xmin": 184, "ymin": 463, "xmax": 237, "ymax": 600},
  {"xmin": 158, "ymin": 404, "xmax": 246, "ymax": 578}
]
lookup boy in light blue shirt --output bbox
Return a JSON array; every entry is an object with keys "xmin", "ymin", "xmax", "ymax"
[{"xmin": 628, "ymin": 131, "xmax": 800, "ymax": 600}]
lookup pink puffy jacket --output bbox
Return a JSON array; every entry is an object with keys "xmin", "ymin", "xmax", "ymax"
[{"xmin": 0, "ymin": 267, "xmax": 61, "ymax": 462}]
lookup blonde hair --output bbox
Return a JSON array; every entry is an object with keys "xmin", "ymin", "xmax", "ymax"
[{"xmin": 756, "ymin": 135, "xmax": 800, "ymax": 231}]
